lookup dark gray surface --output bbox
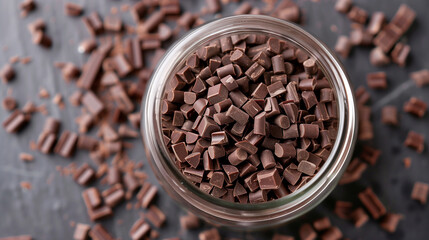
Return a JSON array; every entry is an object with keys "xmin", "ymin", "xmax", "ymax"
[{"xmin": 1, "ymin": 0, "xmax": 429, "ymax": 239}]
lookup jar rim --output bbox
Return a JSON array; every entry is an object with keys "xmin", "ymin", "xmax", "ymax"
[{"xmin": 142, "ymin": 15, "xmax": 357, "ymax": 226}]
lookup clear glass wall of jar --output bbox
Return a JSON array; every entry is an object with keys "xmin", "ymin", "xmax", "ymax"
[{"xmin": 142, "ymin": 15, "xmax": 358, "ymax": 229}]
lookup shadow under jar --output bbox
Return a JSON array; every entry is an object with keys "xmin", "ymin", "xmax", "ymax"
[{"xmin": 142, "ymin": 15, "xmax": 357, "ymax": 229}]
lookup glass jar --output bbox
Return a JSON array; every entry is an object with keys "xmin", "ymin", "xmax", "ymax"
[{"xmin": 141, "ymin": 15, "xmax": 358, "ymax": 229}]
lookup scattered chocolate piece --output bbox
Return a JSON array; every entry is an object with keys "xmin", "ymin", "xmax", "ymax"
[
  {"xmin": 32, "ymin": 30, "xmax": 52, "ymax": 48},
  {"xmin": 358, "ymin": 187, "xmax": 386, "ymax": 219},
  {"xmin": 313, "ymin": 217, "xmax": 331, "ymax": 231},
  {"xmin": 206, "ymin": 0, "xmax": 221, "ymax": 13},
  {"xmin": 54, "ymin": 131, "xmax": 78, "ymax": 157},
  {"xmin": 359, "ymin": 145, "xmax": 381, "ymax": 165},
  {"xmin": 146, "ymin": 205, "xmax": 166, "ymax": 227},
  {"xmin": 369, "ymin": 47, "xmax": 390, "ymax": 66},
  {"xmin": 19, "ymin": 153, "xmax": 34, "ymax": 162},
  {"xmin": 299, "ymin": 223, "xmax": 317, "ymax": 240},
  {"xmin": 366, "ymin": 72, "xmax": 387, "ymax": 89},
  {"xmin": 411, "ymin": 182, "xmax": 429, "ymax": 205},
  {"xmin": 348, "ymin": 6, "xmax": 368, "ymax": 24},
  {"xmin": 403, "ymin": 97, "xmax": 427, "ymax": 118},
  {"xmin": 2, "ymin": 110, "xmax": 29, "ymax": 133},
  {"xmin": 391, "ymin": 42, "xmax": 410, "ymax": 67},
  {"xmin": 78, "ymin": 39, "xmax": 97, "ymax": 54},
  {"xmin": 0, "ymin": 64, "xmax": 15, "ymax": 83},
  {"xmin": 403, "ymin": 157, "xmax": 412, "ymax": 168},
  {"xmin": 349, "ymin": 207, "xmax": 369, "ymax": 228},
  {"xmin": 390, "ymin": 4, "xmax": 416, "ymax": 35},
  {"xmin": 335, "ymin": 36, "xmax": 352, "ymax": 58},
  {"xmin": 65, "ymin": 2, "xmax": 83, "ymax": 16},
  {"xmin": 367, "ymin": 12, "xmax": 385, "ymax": 35},
  {"xmin": 404, "ymin": 131, "xmax": 425, "ymax": 153},
  {"xmin": 73, "ymin": 223, "xmax": 90, "ymax": 240},
  {"xmin": 380, "ymin": 213, "xmax": 402, "ymax": 233},
  {"xmin": 334, "ymin": 0, "xmax": 352, "ymax": 14},
  {"xmin": 82, "ymin": 91, "xmax": 105, "ymax": 116},
  {"xmin": 334, "ymin": 200, "xmax": 353, "ymax": 219},
  {"xmin": 373, "ymin": 24, "xmax": 402, "ymax": 53},
  {"xmin": 180, "ymin": 213, "xmax": 200, "ymax": 230},
  {"xmin": 410, "ymin": 69, "xmax": 429, "ymax": 87},
  {"xmin": 381, "ymin": 106, "xmax": 398, "ymax": 126},
  {"xmin": 73, "ymin": 163, "xmax": 95, "ymax": 186},
  {"xmin": 129, "ymin": 218, "xmax": 150, "ymax": 240},
  {"xmin": 89, "ymin": 224, "xmax": 114, "ymax": 240},
  {"xmin": 2, "ymin": 96, "xmax": 17, "ymax": 111},
  {"xmin": 199, "ymin": 228, "xmax": 221, "ymax": 240}
]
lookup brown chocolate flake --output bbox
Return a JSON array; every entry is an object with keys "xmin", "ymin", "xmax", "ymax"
[
  {"xmin": 403, "ymin": 97, "xmax": 427, "ymax": 118},
  {"xmin": 411, "ymin": 182, "xmax": 429, "ymax": 204},
  {"xmin": 404, "ymin": 130, "xmax": 424, "ymax": 153},
  {"xmin": 358, "ymin": 187, "xmax": 386, "ymax": 219}
]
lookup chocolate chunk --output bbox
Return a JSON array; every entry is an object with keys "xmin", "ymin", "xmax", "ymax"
[
  {"xmin": 234, "ymin": 2, "xmax": 252, "ymax": 15},
  {"xmin": 82, "ymin": 12, "xmax": 104, "ymax": 36},
  {"xmin": 410, "ymin": 69, "xmax": 429, "ymax": 87},
  {"xmin": 226, "ymin": 105, "xmax": 249, "ymax": 125},
  {"xmin": 0, "ymin": 64, "xmax": 15, "ymax": 83},
  {"xmin": 370, "ymin": 47, "xmax": 390, "ymax": 66},
  {"xmin": 349, "ymin": 207, "xmax": 369, "ymax": 228},
  {"xmin": 272, "ymin": 55, "xmax": 285, "ymax": 74},
  {"xmin": 404, "ymin": 97, "xmax": 427, "ymax": 118},
  {"xmin": 228, "ymin": 148, "xmax": 248, "ymax": 165},
  {"xmin": 299, "ymin": 124, "xmax": 319, "ymax": 139},
  {"xmin": 313, "ymin": 217, "xmax": 331, "ymax": 231},
  {"xmin": 380, "ymin": 213, "xmax": 402, "ymax": 233},
  {"xmin": 335, "ymin": 36, "xmax": 352, "ymax": 58},
  {"xmin": 180, "ymin": 213, "xmax": 200, "ymax": 230},
  {"xmin": 348, "ymin": 6, "xmax": 368, "ymax": 24},
  {"xmin": 367, "ymin": 12, "xmax": 385, "ymax": 35},
  {"xmin": 146, "ymin": 205, "xmax": 166, "ymax": 228},
  {"xmin": 334, "ymin": 0, "xmax": 352, "ymax": 13},
  {"xmin": 404, "ymin": 131, "xmax": 424, "ymax": 153},
  {"xmin": 367, "ymin": 72, "xmax": 387, "ymax": 89},
  {"xmin": 207, "ymin": 84, "xmax": 228, "ymax": 105},
  {"xmin": 73, "ymin": 164, "xmax": 95, "ymax": 186},
  {"xmin": 249, "ymin": 189, "xmax": 267, "ymax": 203},
  {"xmin": 209, "ymin": 171, "xmax": 225, "ymax": 188},
  {"xmin": 299, "ymin": 223, "xmax": 316, "ymax": 240},
  {"xmin": 358, "ymin": 187, "xmax": 386, "ymax": 219},
  {"xmin": 54, "ymin": 131, "xmax": 78, "ymax": 157},
  {"xmin": 381, "ymin": 106, "xmax": 398, "ymax": 126},
  {"xmin": 302, "ymin": 91, "xmax": 318, "ymax": 110},
  {"xmin": 90, "ymin": 224, "xmax": 114, "ymax": 240},
  {"xmin": 391, "ymin": 42, "xmax": 410, "ymax": 67},
  {"xmin": 129, "ymin": 218, "xmax": 150, "ymax": 240},
  {"xmin": 374, "ymin": 24, "xmax": 402, "ymax": 53},
  {"xmin": 65, "ymin": 2, "xmax": 83, "ymax": 16},
  {"xmin": 199, "ymin": 228, "xmax": 221, "ymax": 240},
  {"xmin": 245, "ymin": 62, "xmax": 265, "ymax": 82},
  {"xmin": 230, "ymin": 50, "xmax": 252, "ymax": 69},
  {"xmin": 257, "ymin": 168, "xmax": 281, "ymax": 190},
  {"xmin": 411, "ymin": 182, "xmax": 429, "ymax": 204},
  {"xmin": 73, "ymin": 223, "xmax": 90, "ymax": 240},
  {"xmin": 242, "ymin": 99, "xmax": 262, "ymax": 118},
  {"xmin": 267, "ymin": 81, "xmax": 286, "ymax": 97},
  {"xmin": 390, "ymin": 4, "xmax": 416, "ymax": 34},
  {"xmin": 138, "ymin": 10, "xmax": 164, "ymax": 33}
]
